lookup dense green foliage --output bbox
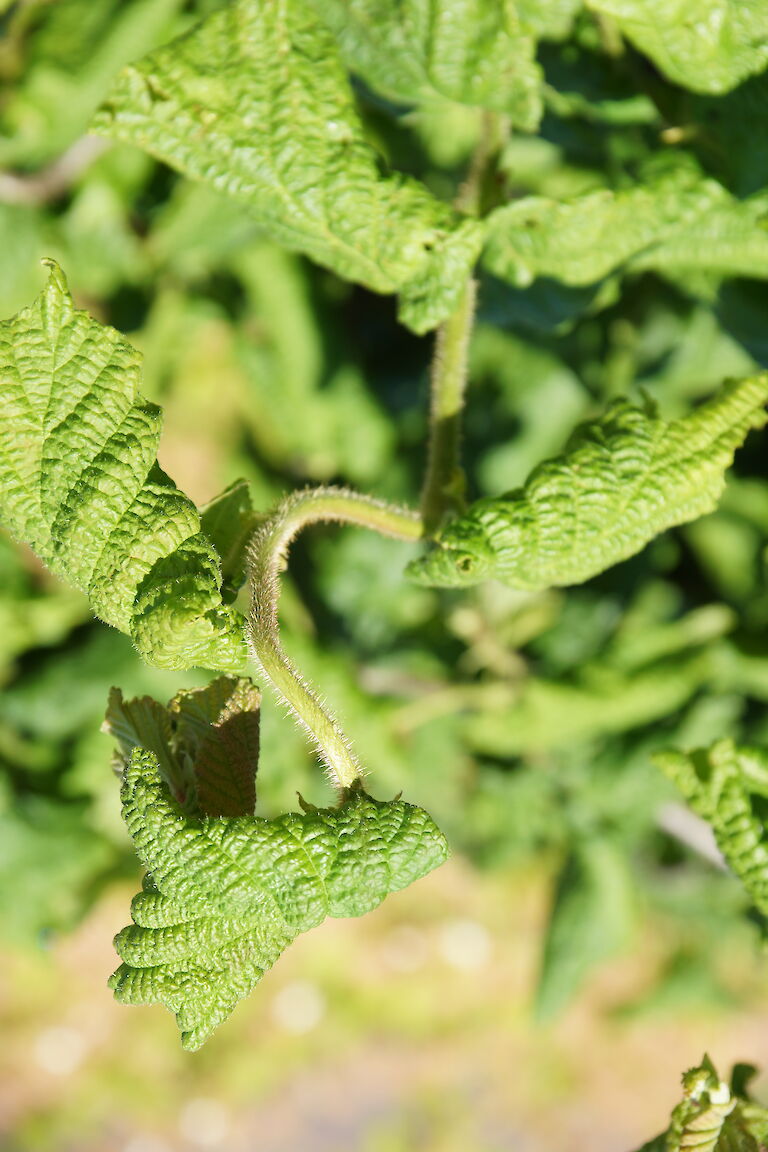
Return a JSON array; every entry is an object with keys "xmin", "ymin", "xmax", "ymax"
[{"xmin": 2, "ymin": 0, "xmax": 768, "ymax": 1127}]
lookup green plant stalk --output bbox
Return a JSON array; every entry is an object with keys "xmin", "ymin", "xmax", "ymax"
[
  {"xmin": 246, "ymin": 487, "xmax": 422, "ymax": 789},
  {"xmin": 420, "ymin": 278, "xmax": 478, "ymax": 536}
]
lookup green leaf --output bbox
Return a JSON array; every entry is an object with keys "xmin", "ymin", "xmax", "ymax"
[
  {"xmin": 104, "ymin": 677, "xmax": 260, "ymax": 817},
  {"xmin": 654, "ymin": 740, "xmax": 768, "ymax": 915},
  {"xmin": 588, "ymin": 0, "xmax": 768, "ymax": 95},
  {"xmin": 306, "ymin": 0, "xmax": 543, "ymax": 129},
  {"xmin": 91, "ymin": 0, "xmax": 482, "ymax": 334},
  {"xmin": 633, "ymin": 1056, "xmax": 768, "ymax": 1152},
  {"xmin": 0, "ymin": 262, "xmax": 246, "ymax": 671},
  {"xmin": 482, "ymin": 164, "xmax": 768, "ymax": 290},
  {"xmin": 517, "ymin": 0, "xmax": 581, "ymax": 39},
  {"xmin": 110, "ymin": 749, "xmax": 449, "ymax": 1049},
  {"xmin": 407, "ymin": 376, "xmax": 768, "ymax": 590},
  {"xmin": 536, "ymin": 839, "xmax": 636, "ymax": 1019},
  {"xmin": 199, "ymin": 479, "xmax": 259, "ymax": 600}
]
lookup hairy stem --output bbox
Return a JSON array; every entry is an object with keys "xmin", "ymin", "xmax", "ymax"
[
  {"xmin": 420, "ymin": 278, "xmax": 478, "ymax": 536},
  {"xmin": 246, "ymin": 487, "xmax": 422, "ymax": 789},
  {"xmin": 420, "ymin": 114, "xmax": 504, "ymax": 536}
]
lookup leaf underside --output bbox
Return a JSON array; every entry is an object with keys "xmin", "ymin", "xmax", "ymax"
[
  {"xmin": 91, "ymin": 0, "xmax": 482, "ymax": 334},
  {"xmin": 407, "ymin": 376, "xmax": 768, "ymax": 590},
  {"xmin": 655, "ymin": 739, "xmax": 768, "ymax": 916},
  {"xmin": 104, "ymin": 676, "xmax": 261, "ymax": 817},
  {"xmin": 0, "ymin": 262, "xmax": 246, "ymax": 672},
  {"xmin": 110, "ymin": 750, "xmax": 449, "ymax": 1049}
]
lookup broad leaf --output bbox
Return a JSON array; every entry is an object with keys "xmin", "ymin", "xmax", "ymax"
[
  {"xmin": 588, "ymin": 0, "xmax": 768, "ymax": 95},
  {"xmin": 632, "ymin": 1056, "xmax": 768, "ymax": 1152},
  {"xmin": 0, "ymin": 262, "xmax": 246, "ymax": 671},
  {"xmin": 483, "ymin": 164, "xmax": 768, "ymax": 290},
  {"xmin": 407, "ymin": 377, "xmax": 768, "ymax": 590},
  {"xmin": 655, "ymin": 739, "xmax": 768, "ymax": 914},
  {"xmin": 92, "ymin": 0, "xmax": 482, "ymax": 334},
  {"xmin": 110, "ymin": 749, "xmax": 449, "ymax": 1048},
  {"xmin": 306, "ymin": 0, "xmax": 542, "ymax": 129}
]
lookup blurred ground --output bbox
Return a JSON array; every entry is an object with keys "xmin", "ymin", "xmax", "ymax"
[{"xmin": 2, "ymin": 855, "xmax": 767, "ymax": 1152}]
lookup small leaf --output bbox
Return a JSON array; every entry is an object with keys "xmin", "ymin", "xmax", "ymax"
[
  {"xmin": 587, "ymin": 0, "xmax": 768, "ymax": 95},
  {"xmin": 199, "ymin": 479, "xmax": 259, "ymax": 600},
  {"xmin": 0, "ymin": 262, "xmax": 246, "ymax": 672},
  {"xmin": 110, "ymin": 750, "xmax": 449, "ymax": 1048},
  {"xmin": 104, "ymin": 677, "xmax": 261, "ymax": 816},
  {"xmin": 654, "ymin": 739, "xmax": 768, "ymax": 915},
  {"xmin": 407, "ymin": 377, "xmax": 768, "ymax": 590},
  {"xmin": 92, "ymin": 0, "xmax": 482, "ymax": 334}
]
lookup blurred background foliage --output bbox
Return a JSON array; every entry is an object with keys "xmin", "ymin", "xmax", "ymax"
[{"xmin": 2, "ymin": 1, "xmax": 768, "ymax": 1149}]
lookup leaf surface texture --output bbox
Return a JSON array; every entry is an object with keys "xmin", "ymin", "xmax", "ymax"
[
  {"xmin": 92, "ymin": 0, "xmax": 482, "ymax": 334},
  {"xmin": 0, "ymin": 262, "xmax": 246, "ymax": 671},
  {"xmin": 306, "ymin": 0, "xmax": 543, "ymax": 129},
  {"xmin": 110, "ymin": 750, "xmax": 449, "ymax": 1048},
  {"xmin": 655, "ymin": 739, "xmax": 768, "ymax": 915},
  {"xmin": 407, "ymin": 377, "xmax": 768, "ymax": 589}
]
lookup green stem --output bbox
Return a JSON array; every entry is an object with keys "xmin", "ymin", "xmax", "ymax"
[
  {"xmin": 419, "ymin": 113, "xmax": 504, "ymax": 537},
  {"xmin": 420, "ymin": 278, "xmax": 478, "ymax": 536},
  {"xmin": 246, "ymin": 487, "xmax": 422, "ymax": 790}
]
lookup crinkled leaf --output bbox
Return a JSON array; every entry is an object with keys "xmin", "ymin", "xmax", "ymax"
[
  {"xmin": 654, "ymin": 739, "xmax": 768, "ymax": 915},
  {"xmin": 0, "ymin": 263, "xmax": 246, "ymax": 672},
  {"xmin": 407, "ymin": 377, "xmax": 768, "ymax": 590},
  {"xmin": 91, "ymin": 0, "xmax": 482, "ymax": 334},
  {"xmin": 588, "ymin": 0, "xmax": 768, "ymax": 95},
  {"xmin": 199, "ymin": 479, "xmax": 259, "ymax": 601},
  {"xmin": 483, "ymin": 165, "xmax": 768, "ymax": 290},
  {"xmin": 633, "ymin": 1056, "xmax": 768, "ymax": 1152},
  {"xmin": 104, "ymin": 677, "xmax": 260, "ymax": 816},
  {"xmin": 110, "ymin": 749, "xmax": 449, "ymax": 1049},
  {"xmin": 306, "ymin": 0, "xmax": 542, "ymax": 129}
]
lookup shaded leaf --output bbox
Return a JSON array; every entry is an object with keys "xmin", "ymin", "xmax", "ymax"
[{"xmin": 104, "ymin": 677, "xmax": 260, "ymax": 816}]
